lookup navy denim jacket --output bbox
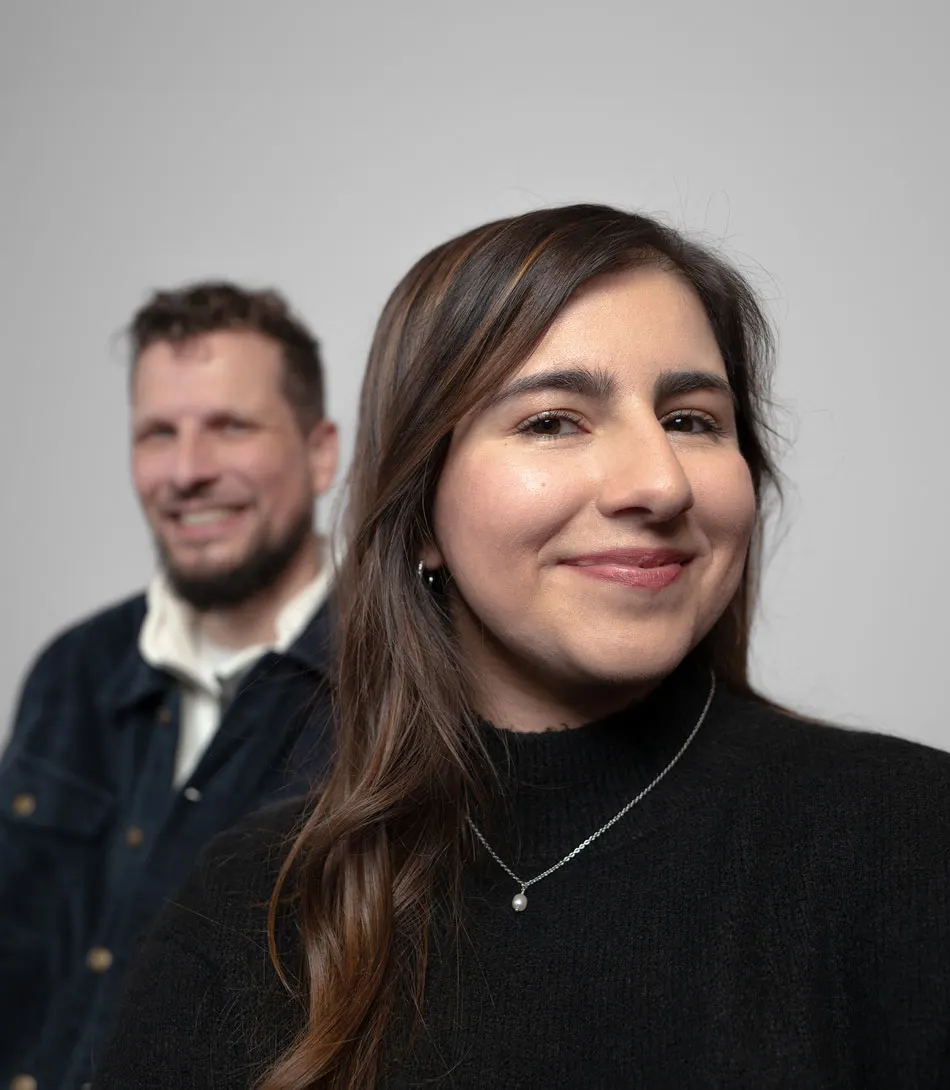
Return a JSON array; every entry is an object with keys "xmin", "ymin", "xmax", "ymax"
[{"xmin": 0, "ymin": 593, "xmax": 335, "ymax": 1090}]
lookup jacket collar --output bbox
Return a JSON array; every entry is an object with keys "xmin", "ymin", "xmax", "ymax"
[{"xmin": 102, "ymin": 594, "xmax": 335, "ymax": 719}]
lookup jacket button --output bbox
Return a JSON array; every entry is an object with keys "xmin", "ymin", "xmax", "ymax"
[
  {"xmin": 11, "ymin": 793, "xmax": 36, "ymax": 818},
  {"xmin": 10, "ymin": 1075, "xmax": 38, "ymax": 1090},
  {"xmin": 86, "ymin": 946, "xmax": 113, "ymax": 973},
  {"xmin": 124, "ymin": 826, "xmax": 145, "ymax": 848},
  {"xmin": 156, "ymin": 705, "xmax": 172, "ymax": 724},
  {"xmin": 183, "ymin": 786, "xmax": 202, "ymax": 802}
]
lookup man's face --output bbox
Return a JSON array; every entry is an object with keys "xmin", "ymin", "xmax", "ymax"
[{"xmin": 130, "ymin": 329, "xmax": 337, "ymax": 609}]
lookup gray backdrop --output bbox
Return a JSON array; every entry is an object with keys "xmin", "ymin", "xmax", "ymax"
[{"xmin": 2, "ymin": 0, "xmax": 947, "ymax": 749}]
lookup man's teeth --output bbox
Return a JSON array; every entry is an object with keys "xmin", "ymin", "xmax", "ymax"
[{"xmin": 180, "ymin": 509, "xmax": 234, "ymax": 526}]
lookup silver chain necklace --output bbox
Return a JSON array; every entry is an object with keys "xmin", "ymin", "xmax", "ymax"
[{"xmin": 469, "ymin": 670, "xmax": 716, "ymax": 912}]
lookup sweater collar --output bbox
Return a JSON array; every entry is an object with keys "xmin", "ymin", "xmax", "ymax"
[{"xmin": 473, "ymin": 654, "xmax": 716, "ymax": 872}]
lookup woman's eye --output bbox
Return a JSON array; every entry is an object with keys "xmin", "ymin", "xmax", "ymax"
[
  {"xmin": 516, "ymin": 411, "xmax": 583, "ymax": 438},
  {"xmin": 663, "ymin": 411, "xmax": 723, "ymax": 436}
]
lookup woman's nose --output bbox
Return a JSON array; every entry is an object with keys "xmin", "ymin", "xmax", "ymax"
[{"xmin": 593, "ymin": 419, "xmax": 694, "ymax": 523}]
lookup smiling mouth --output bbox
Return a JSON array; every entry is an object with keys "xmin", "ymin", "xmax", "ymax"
[
  {"xmin": 562, "ymin": 549, "xmax": 693, "ymax": 590},
  {"xmin": 177, "ymin": 508, "xmax": 241, "ymax": 526},
  {"xmin": 163, "ymin": 506, "xmax": 250, "ymax": 539},
  {"xmin": 567, "ymin": 562, "xmax": 688, "ymax": 591}
]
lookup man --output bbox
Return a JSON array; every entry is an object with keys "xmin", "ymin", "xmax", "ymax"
[{"xmin": 0, "ymin": 282, "xmax": 339, "ymax": 1090}]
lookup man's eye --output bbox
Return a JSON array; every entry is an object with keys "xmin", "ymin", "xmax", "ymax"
[
  {"xmin": 137, "ymin": 425, "xmax": 175, "ymax": 442},
  {"xmin": 516, "ymin": 411, "xmax": 584, "ymax": 438}
]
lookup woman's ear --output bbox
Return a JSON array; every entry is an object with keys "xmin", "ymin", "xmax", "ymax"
[{"xmin": 420, "ymin": 541, "xmax": 445, "ymax": 571}]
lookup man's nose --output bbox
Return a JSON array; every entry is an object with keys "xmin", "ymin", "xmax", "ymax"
[{"xmin": 169, "ymin": 431, "xmax": 218, "ymax": 492}]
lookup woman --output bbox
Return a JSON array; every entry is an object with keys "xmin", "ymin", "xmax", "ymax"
[{"xmin": 96, "ymin": 205, "xmax": 950, "ymax": 1089}]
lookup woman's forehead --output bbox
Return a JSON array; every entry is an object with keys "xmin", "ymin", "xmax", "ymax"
[{"xmin": 511, "ymin": 267, "xmax": 726, "ymax": 385}]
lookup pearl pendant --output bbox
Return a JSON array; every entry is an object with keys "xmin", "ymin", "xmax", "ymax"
[{"xmin": 512, "ymin": 891, "xmax": 528, "ymax": 912}]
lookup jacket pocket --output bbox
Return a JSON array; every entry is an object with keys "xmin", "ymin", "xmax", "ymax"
[
  {"xmin": 0, "ymin": 754, "xmax": 116, "ymax": 1056},
  {"xmin": 0, "ymin": 751, "xmax": 114, "ymax": 837}
]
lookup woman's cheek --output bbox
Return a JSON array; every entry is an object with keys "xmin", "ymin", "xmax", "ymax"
[
  {"xmin": 694, "ymin": 455, "xmax": 756, "ymax": 543},
  {"xmin": 446, "ymin": 454, "xmax": 570, "ymax": 539},
  {"xmin": 496, "ymin": 460, "xmax": 585, "ymax": 554}
]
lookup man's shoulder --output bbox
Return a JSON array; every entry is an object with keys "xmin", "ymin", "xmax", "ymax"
[
  {"xmin": 6, "ymin": 591, "xmax": 152, "ymax": 751},
  {"xmin": 30, "ymin": 592, "xmax": 149, "ymax": 674}
]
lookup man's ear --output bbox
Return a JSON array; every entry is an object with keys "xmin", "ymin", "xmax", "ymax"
[{"xmin": 307, "ymin": 419, "xmax": 339, "ymax": 497}]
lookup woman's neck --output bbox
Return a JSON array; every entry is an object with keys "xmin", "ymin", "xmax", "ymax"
[
  {"xmin": 465, "ymin": 640, "xmax": 663, "ymax": 734},
  {"xmin": 476, "ymin": 678, "xmax": 653, "ymax": 734}
]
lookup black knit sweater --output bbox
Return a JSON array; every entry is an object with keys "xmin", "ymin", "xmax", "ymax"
[{"xmin": 95, "ymin": 666, "xmax": 950, "ymax": 1088}]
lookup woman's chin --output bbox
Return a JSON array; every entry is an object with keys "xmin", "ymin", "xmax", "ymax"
[{"xmin": 554, "ymin": 628, "xmax": 700, "ymax": 689}]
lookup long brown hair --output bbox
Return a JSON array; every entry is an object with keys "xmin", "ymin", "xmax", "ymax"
[{"xmin": 263, "ymin": 205, "xmax": 780, "ymax": 1088}]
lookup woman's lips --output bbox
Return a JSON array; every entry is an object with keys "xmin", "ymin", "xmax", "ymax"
[
  {"xmin": 561, "ymin": 548, "xmax": 693, "ymax": 590},
  {"xmin": 567, "ymin": 562, "xmax": 687, "ymax": 590}
]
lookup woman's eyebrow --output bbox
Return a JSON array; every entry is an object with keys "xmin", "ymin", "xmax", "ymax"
[
  {"xmin": 654, "ymin": 369, "xmax": 735, "ymax": 403},
  {"xmin": 485, "ymin": 365, "xmax": 735, "ymax": 410},
  {"xmin": 484, "ymin": 366, "xmax": 616, "ymax": 409}
]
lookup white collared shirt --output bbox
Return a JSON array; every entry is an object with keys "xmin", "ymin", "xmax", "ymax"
[{"xmin": 138, "ymin": 555, "xmax": 333, "ymax": 788}]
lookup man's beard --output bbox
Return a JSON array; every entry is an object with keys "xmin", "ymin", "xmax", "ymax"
[{"xmin": 158, "ymin": 504, "xmax": 314, "ymax": 612}]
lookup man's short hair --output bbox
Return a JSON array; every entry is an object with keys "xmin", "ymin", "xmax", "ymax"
[{"xmin": 129, "ymin": 281, "xmax": 325, "ymax": 427}]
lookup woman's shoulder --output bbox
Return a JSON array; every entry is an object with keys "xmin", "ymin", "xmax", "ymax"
[
  {"xmin": 721, "ymin": 686, "xmax": 950, "ymax": 771},
  {"xmin": 716, "ymin": 687, "xmax": 950, "ymax": 835},
  {"xmin": 201, "ymin": 794, "xmax": 311, "ymax": 878},
  {"xmin": 159, "ymin": 795, "xmax": 311, "ymax": 948}
]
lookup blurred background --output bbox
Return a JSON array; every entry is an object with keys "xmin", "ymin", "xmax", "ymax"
[{"xmin": 1, "ymin": 0, "xmax": 947, "ymax": 748}]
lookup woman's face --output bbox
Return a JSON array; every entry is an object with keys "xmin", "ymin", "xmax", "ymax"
[{"xmin": 424, "ymin": 266, "xmax": 757, "ymax": 730}]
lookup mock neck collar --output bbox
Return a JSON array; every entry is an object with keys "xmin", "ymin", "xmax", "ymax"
[{"xmin": 473, "ymin": 654, "xmax": 716, "ymax": 872}]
